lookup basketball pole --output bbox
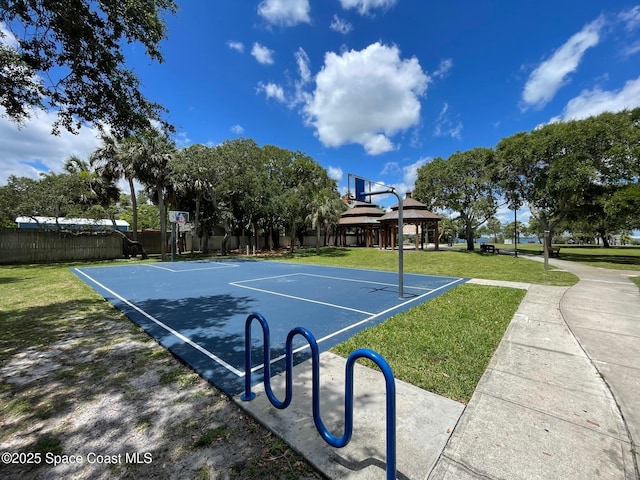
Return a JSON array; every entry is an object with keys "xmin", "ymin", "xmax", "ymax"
[
  {"xmin": 366, "ymin": 188, "xmax": 403, "ymax": 299},
  {"xmin": 171, "ymin": 221, "xmax": 176, "ymax": 262}
]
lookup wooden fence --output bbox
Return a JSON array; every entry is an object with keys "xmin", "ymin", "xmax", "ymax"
[
  {"xmin": 0, "ymin": 228, "xmax": 354, "ymax": 264},
  {"xmin": 0, "ymin": 229, "xmax": 122, "ymax": 264}
]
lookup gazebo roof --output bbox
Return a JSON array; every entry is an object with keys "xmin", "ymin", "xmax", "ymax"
[
  {"xmin": 379, "ymin": 192, "xmax": 441, "ymax": 222},
  {"xmin": 341, "ymin": 201, "xmax": 385, "ymax": 217},
  {"xmin": 338, "ymin": 200, "xmax": 385, "ymax": 226}
]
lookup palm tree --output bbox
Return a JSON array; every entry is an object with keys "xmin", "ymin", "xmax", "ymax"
[
  {"xmin": 90, "ymin": 136, "xmax": 140, "ymax": 239},
  {"xmin": 170, "ymin": 144, "xmax": 213, "ymax": 253},
  {"xmin": 61, "ymin": 155, "xmax": 120, "ymax": 220},
  {"xmin": 307, "ymin": 188, "xmax": 346, "ymax": 254},
  {"xmin": 128, "ymin": 129, "xmax": 177, "ymax": 260}
]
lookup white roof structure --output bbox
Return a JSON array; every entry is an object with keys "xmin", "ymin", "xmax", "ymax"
[{"xmin": 15, "ymin": 216, "xmax": 130, "ymax": 228}]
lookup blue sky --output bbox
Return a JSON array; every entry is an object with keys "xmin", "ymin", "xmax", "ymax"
[{"xmin": 2, "ymin": 0, "xmax": 640, "ymax": 223}]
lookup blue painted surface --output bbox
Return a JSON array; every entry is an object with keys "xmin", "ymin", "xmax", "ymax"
[{"xmin": 73, "ymin": 259, "xmax": 466, "ymax": 396}]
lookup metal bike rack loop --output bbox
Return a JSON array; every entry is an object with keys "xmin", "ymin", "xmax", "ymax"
[{"xmin": 241, "ymin": 312, "xmax": 397, "ymax": 479}]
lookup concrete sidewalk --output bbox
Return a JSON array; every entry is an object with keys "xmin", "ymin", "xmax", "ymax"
[
  {"xmin": 236, "ymin": 352, "xmax": 465, "ymax": 479},
  {"xmin": 235, "ymin": 258, "xmax": 640, "ymax": 479},
  {"xmin": 432, "ymin": 258, "xmax": 639, "ymax": 480}
]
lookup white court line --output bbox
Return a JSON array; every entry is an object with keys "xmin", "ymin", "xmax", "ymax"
[
  {"xmin": 232, "ymin": 272, "xmax": 305, "ymax": 283},
  {"xmin": 246, "ymin": 277, "xmax": 468, "ymax": 373},
  {"xmin": 229, "ymin": 279, "xmax": 375, "ymax": 316},
  {"xmin": 300, "ymin": 272, "xmax": 435, "ymax": 291},
  {"xmin": 74, "ymin": 268, "xmax": 244, "ymax": 377},
  {"xmin": 147, "ymin": 263, "xmax": 239, "ymax": 273},
  {"xmin": 312, "ymin": 277, "xmax": 466, "ymax": 345},
  {"xmin": 77, "ymin": 267, "xmax": 466, "ymax": 378}
]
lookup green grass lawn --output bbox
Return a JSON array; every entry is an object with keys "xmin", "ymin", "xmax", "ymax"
[
  {"xmin": 332, "ymin": 284, "xmax": 525, "ymax": 403},
  {"xmin": 277, "ymin": 245, "xmax": 640, "ymax": 403},
  {"xmin": 4, "ymin": 245, "xmax": 636, "ymax": 410},
  {"xmin": 274, "ymin": 247, "xmax": 564, "ymax": 403},
  {"xmin": 482, "ymin": 243, "xmax": 640, "ymax": 271},
  {"xmin": 0, "ymin": 262, "xmax": 320, "ymax": 478},
  {"xmin": 277, "ymin": 246, "xmax": 578, "ymax": 285},
  {"xmin": 0, "ymin": 262, "xmax": 114, "ymax": 364}
]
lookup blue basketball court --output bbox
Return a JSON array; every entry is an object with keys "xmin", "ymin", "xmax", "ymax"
[{"xmin": 73, "ymin": 259, "xmax": 466, "ymax": 395}]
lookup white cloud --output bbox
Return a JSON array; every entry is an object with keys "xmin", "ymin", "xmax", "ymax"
[
  {"xmin": 174, "ymin": 131, "xmax": 191, "ymax": 148},
  {"xmin": 295, "ymin": 47, "xmax": 311, "ymax": 84},
  {"xmin": 330, "ymin": 15, "xmax": 353, "ymax": 34},
  {"xmin": 0, "ymin": 108, "xmax": 102, "ymax": 185},
  {"xmin": 257, "ymin": 82, "xmax": 286, "ymax": 102},
  {"xmin": 400, "ymin": 157, "xmax": 428, "ymax": 192},
  {"xmin": 378, "ymin": 158, "xmax": 429, "ymax": 196},
  {"xmin": 227, "ymin": 40, "xmax": 245, "ymax": 53},
  {"xmin": 432, "ymin": 58, "xmax": 453, "ymax": 79},
  {"xmin": 292, "ymin": 47, "xmax": 312, "ymax": 107},
  {"xmin": 380, "ymin": 161, "xmax": 401, "ymax": 176},
  {"xmin": 251, "ymin": 43, "xmax": 275, "ymax": 65},
  {"xmin": 623, "ymin": 40, "xmax": 640, "ymax": 57},
  {"xmin": 495, "ymin": 203, "xmax": 531, "ymax": 227},
  {"xmin": 433, "ymin": 102, "xmax": 463, "ymax": 139},
  {"xmin": 327, "ymin": 166, "xmax": 343, "ymax": 182},
  {"xmin": 231, "ymin": 124, "xmax": 245, "ymax": 135},
  {"xmin": 0, "ymin": 21, "xmax": 19, "ymax": 48},
  {"xmin": 257, "ymin": 0, "xmax": 311, "ymax": 26},
  {"xmin": 550, "ymin": 76, "xmax": 640, "ymax": 122},
  {"xmin": 362, "ymin": 133, "xmax": 394, "ymax": 155},
  {"xmin": 339, "ymin": 0, "xmax": 397, "ymax": 16},
  {"xmin": 303, "ymin": 42, "xmax": 429, "ymax": 155},
  {"xmin": 618, "ymin": 5, "xmax": 640, "ymax": 32},
  {"xmin": 521, "ymin": 17, "xmax": 603, "ymax": 110}
]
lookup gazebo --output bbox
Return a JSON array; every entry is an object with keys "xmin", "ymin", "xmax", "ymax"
[
  {"xmin": 379, "ymin": 192, "xmax": 441, "ymax": 251},
  {"xmin": 336, "ymin": 201, "xmax": 385, "ymax": 247}
]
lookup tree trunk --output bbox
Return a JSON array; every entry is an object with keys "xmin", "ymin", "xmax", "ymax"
[
  {"xmin": 202, "ymin": 228, "xmax": 209, "ymax": 254},
  {"xmin": 289, "ymin": 222, "xmax": 296, "ymax": 253},
  {"xmin": 253, "ymin": 220, "xmax": 259, "ymax": 252},
  {"xmin": 465, "ymin": 219, "xmax": 475, "ymax": 251},
  {"xmin": 157, "ymin": 182, "xmax": 167, "ymax": 260},
  {"xmin": 221, "ymin": 222, "xmax": 230, "ymax": 255},
  {"xmin": 193, "ymin": 194, "xmax": 201, "ymax": 254},
  {"xmin": 263, "ymin": 230, "xmax": 270, "ymax": 251},
  {"xmin": 128, "ymin": 176, "xmax": 138, "ymax": 241}
]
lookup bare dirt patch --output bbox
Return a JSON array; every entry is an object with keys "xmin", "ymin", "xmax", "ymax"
[{"xmin": 0, "ymin": 311, "xmax": 321, "ymax": 480}]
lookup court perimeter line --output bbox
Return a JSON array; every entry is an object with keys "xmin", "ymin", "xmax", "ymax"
[
  {"xmin": 309, "ymin": 277, "xmax": 466, "ymax": 346},
  {"xmin": 229, "ymin": 279, "xmax": 375, "ymax": 316},
  {"xmin": 248, "ymin": 277, "xmax": 468, "ymax": 373},
  {"xmin": 147, "ymin": 263, "xmax": 239, "ymax": 273},
  {"xmin": 73, "ymin": 268, "xmax": 244, "ymax": 377}
]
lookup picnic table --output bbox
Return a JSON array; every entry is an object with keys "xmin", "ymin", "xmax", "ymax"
[{"xmin": 480, "ymin": 244, "xmax": 498, "ymax": 254}]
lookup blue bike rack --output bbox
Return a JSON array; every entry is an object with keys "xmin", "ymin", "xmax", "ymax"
[{"xmin": 241, "ymin": 312, "xmax": 397, "ymax": 480}]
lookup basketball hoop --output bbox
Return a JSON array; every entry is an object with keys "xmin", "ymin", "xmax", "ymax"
[{"xmin": 169, "ymin": 211, "xmax": 189, "ymax": 225}]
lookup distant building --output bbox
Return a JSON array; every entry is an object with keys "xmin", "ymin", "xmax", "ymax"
[{"xmin": 15, "ymin": 216, "xmax": 129, "ymax": 232}]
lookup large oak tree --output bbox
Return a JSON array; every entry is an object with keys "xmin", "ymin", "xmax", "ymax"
[
  {"xmin": 414, "ymin": 147, "xmax": 499, "ymax": 251},
  {"xmin": 1, "ymin": 0, "xmax": 177, "ymax": 136}
]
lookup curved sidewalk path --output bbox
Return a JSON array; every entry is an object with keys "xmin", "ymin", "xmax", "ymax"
[{"xmin": 432, "ymin": 258, "xmax": 640, "ymax": 480}]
